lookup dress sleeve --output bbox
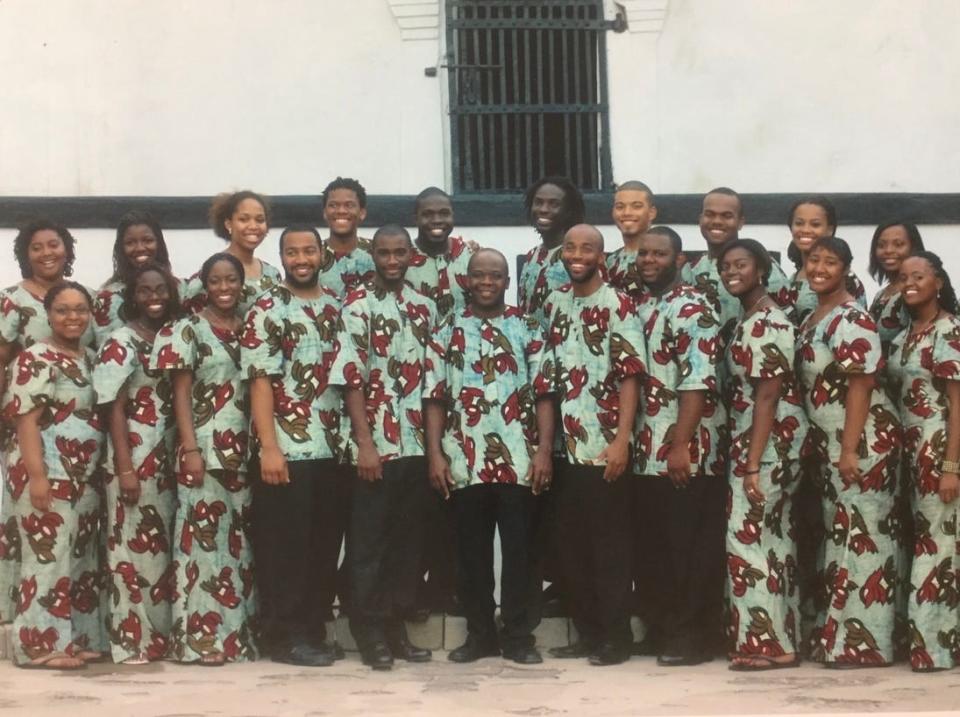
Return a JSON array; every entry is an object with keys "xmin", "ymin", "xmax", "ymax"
[
  {"xmin": 329, "ymin": 293, "xmax": 369, "ymax": 389},
  {"xmin": 827, "ymin": 307, "xmax": 882, "ymax": 374},
  {"xmin": 848, "ymin": 273, "xmax": 868, "ymax": 309},
  {"xmin": 674, "ymin": 293, "xmax": 721, "ymax": 391},
  {"xmin": 93, "ymin": 331, "xmax": 138, "ymax": 403},
  {"xmin": 240, "ymin": 298, "xmax": 283, "ymax": 380},
  {"xmin": 179, "ymin": 274, "xmax": 206, "ymax": 315},
  {"xmin": 933, "ymin": 320, "xmax": 960, "ymax": 381},
  {"xmin": 742, "ymin": 313, "xmax": 796, "ymax": 380},
  {"xmin": 0, "ymin": 292, "xmax": 21, "ymax": 344},
  {"xmin": 609, "ymin": 292, "xmax": 646, "ymax": 380},
  {"xmin": 149, "ymin": 319, "xmax": 198, "ymax": 371},
  {"xmin": 6, "ymin": 348, "xmax": 54, "ymax": 418}
]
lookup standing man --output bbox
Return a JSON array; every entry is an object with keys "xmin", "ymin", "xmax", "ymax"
[
  {"xmin": 682, "ymin": 187, "xmax": 790, "ymax": 335},
  {"xmin": 634, "ymin": 228, "xmax": 727, "ymax": 666},
  {"xmin": 318, "ymin": 176, "xmax": 376, "ymax": 297},
  {"xmin": 542, "ymin": 224, "xmax": 646, "ymax": 666},
  {"xmin": 330, "ymin": 224, "xmax": 436, "ymax": 671},
  {"xmin": 607, "ymin": 180, "xmax": 658, "ymax": 300},
  {"xmin": 424, "ymin": 248, "xmax": 555, "ymax": 665},
  {"xmin": 241, "ymin": 226, "xmax": 349, "ymax": 666}
]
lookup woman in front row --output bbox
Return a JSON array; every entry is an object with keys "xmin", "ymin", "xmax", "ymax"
[
  {"xmin": 150, "ymin": 253, "xmax": 257, "ymax": 665},
  {"xmin": 720, "ymin": 240, "xmax": 809, "ymax": 671},
  {"xmin": 886, "ymin": 252, "xmax": 960, "ymax": 672},
  {"xmin": 796, "ymin": 237, "xmax": 901, "ymax": 667},
  {"xmin": 6, "ymin": 283, "xmax": 105, "ymax": 669}
]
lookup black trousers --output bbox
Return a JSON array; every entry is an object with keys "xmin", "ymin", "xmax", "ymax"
[
  {"xmin": 347, "ymin": 456, "xmax": 429, "ymax": 648},
  {"xmin": 634, "ymin": 474, "xmax": 725, "ymax": 657},
  {"xmin": 417, "ymin": 489, "xmax": 458, "ymax": 609},
  {"xmin": 537, "ymin": 457, "xmax": 568, "ymax": 598},
  {"xmin": 252, "ymin": 458, "xmax": 353, "ymax": 649},
  {"xmin": 452, "ymin": 483, "xmax": 541, "ymax": 650},
  {"xmin": 558, "ymin": 464, "xmax": 634, "ymax": 648}
]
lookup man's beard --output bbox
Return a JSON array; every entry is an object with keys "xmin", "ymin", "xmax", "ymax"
[{"xmin": 285, "ymin": 270, "xmax": 319, "ymax": 289}]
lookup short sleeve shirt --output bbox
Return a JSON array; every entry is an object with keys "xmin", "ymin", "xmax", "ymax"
[
  {"xmin": 330, "ymin": 280, "xmax": 437, "ymax": 463},
  {"xmin": 405, "ymin": 236, "xmax": 474, "ymax": 320},
  {"xmin": 424, "ymin": 306, "xmax": 552, "ymax": 490},
  {"xmin": 181, "ymin": 260, "xmax": 282, "ymax": 316},
  {"xmin": 541, "ymin": 283, "xmax": 646, "ymax": 466},
  {"xmin": 317, "ymin": 238, "xmax": 375, "ymax": 298},
  {"xmin": 239, "ymin": 284, "xmax": 346, "ymax": 463},
  {"xmin": 636, "ymin": 284, "xmax": 727, "ymax": 477},
  {"xmin": 605, "ymin": 247, "xmax": 646, "ymax": 301}
]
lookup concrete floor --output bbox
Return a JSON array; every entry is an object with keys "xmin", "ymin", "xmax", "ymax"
[{"xmin": 0, "ymin": 654, "xmax": 957, "ymax": 717}]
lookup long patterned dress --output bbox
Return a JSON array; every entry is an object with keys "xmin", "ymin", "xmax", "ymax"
[
  {"xmin": 0, "ymin": 285, "xmax": 95, "ymax": 624},
  {"xmin": 788, "ymin": 272, "xmax": 867, "ymax": 325},
  {"xmin": 887, "ymin": 313, "xmax": 960, "ymax": 670},
  {"xmin": 150, "ymin": 315, "xmax": 256, "ymax": 662},
  {"xmin": 4, "ymin": 343, "xmax": 105, "ymax": 663},
  {"xmin": 406, "ymin": 236, "xmax": 475, "ymax": 321},
  {"xmin": 94, "ymin": 326, "xmax": 176, "ymax": 662},
  {"xmin": 180, "ymin": 260, "xmax": 281, "ymax": 316},
  {"xmin": 796, "ymin": 302, "xmax": 902, "ymax": 665},
  {"xmin": 725, "ymin": 305, "xmax": 809, "ymax": 658}
]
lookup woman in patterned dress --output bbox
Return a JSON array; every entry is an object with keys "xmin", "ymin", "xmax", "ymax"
[
  {"xmin": 94, "ymin": 264, "xmax": 181, "ymax": 664},
  {"xmin": 719, "ymin": 240, "xmax": 809, "ymax": 671},
  {"xmin": 6, "ymin": 282, "xmax": 105, "ymax": 669},
  {"xmin": 92, "ymin": 211, "xmax": 179, "ymax": 345},
  {"xmin": 181, "ymin": 191, "xmax": 281, "ymax": 315},
  {"xmin": 0, "ymin": 221, "xmax": 93, "ymax": 625},
  {"xmin": 795, "ymin": 237, "xmax": 901, "ymax": 667},
  {"xmin": 886, "ymin": 252, "xmax": 960, "ymax": 672},
  {"xmin": 784, "ymin": 198, "xmax": 867, "ymax": 323},
  {"xmin": 867, "ymin": 221, "xmax": 926, "ymax": 352},
  {"xmin": 150, "ymin": 253, "xmax": 257, "ymax": 665}
]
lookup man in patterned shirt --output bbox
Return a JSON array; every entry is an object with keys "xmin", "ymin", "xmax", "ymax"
[
  {"xmin": 606, "ymin": 180, "xmax": 658, "ymax": 300},
  {"xmin": 541, "ymin": 224, "xmax": 646, "ymax": 666},
  {"xmin": 241, "ymin": 226, "xmax": 348, "ymax": 667},
  {"xmin": 634, "ymin": 227, "xmax": 727, "ymax": 667},
  {"xmin": 317, "ymin": 176, "xmax": 375, "ymax": 297},
  {"xmin": 424, "ymin": 248, "xmax": 554, "ymax": 665},
  {"xmin": 330, "ymin": 224, "xmax": 435, "ymax": 670}
]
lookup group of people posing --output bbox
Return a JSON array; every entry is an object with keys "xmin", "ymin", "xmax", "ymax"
[{"xmin": 0, "ymin": 176, "xmax": 956, "ymax": 677}]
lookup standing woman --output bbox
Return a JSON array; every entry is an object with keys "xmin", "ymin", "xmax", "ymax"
[
  {"xmin": 0, "ymin": 220, "xmax": 92, "ymax": 625},
  {"xmin": 886, "ymin": 252, "xmax": 960, "ymax": 672},
  {"xmin": 93, "ymin": 211, "xmax": 177, "ymax": 345},
  {"xmin": 5, "ymin": 282, "xmax": 105, "ymax": 669},
  {"xmin": 868, "ymin": 221, "xmax": 926, "ymax": 352},
  {"xmin": 94, "ymin": 263, "xmax": 181, "ymax": 664},
  {"xmin": 181, "ymin": 191, "xmax": 280, "ymax": 316},
  {"xmin": 150, "ymin": 253, "xmax": 256, "ymax": 664},
  {"xmin": 784, "ymin": 197, "xmax": 867, "ymax": 323},
  {"xmin": 796, "ymin": 237, "xmax": 901, "ymax": 667},
  {"xmin": 719, "ymin": 240, "xmax": 809, "ymax": 670}
]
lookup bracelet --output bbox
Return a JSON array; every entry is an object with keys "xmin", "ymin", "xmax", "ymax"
[
  {"xmin": 941, "ymin": 459, "xmax": 960, "ymax": 474},
  {"xmin": 182, "ymin": 447, "xmax": 201, "ymax": 455},
  {"xmin": 744, "ymin": 469, "xmax": 760, "ymax": 476},
  {"xmin": 117, "ymin": 470, "xmax": 136, "ymax": 478}
]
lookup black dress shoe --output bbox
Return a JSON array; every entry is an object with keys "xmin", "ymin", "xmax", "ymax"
[
  {"xmin": 361, "ymin": 642, "xmax": 394, "ymax": 670},
  {"xmin": 657, "ymin": 652, "xmax": 710, "ymax": 667},
  {"xmin": 272, "ymin": 642, "xmax": 335, "ymax": 667},
  {"xmin": 502, "ymin": 645, "xmax": 543, "ymax": 665},
  {"xmin": 631, "ymin": 637, "xmax": 661, "ymax": 657},
  {"xmin": 548, "ymin": 641, "xmax": 595, "ymax": 659},
  {"xmin": 589, "ymin": 642, "xmax": 630, "ymax": 666},
  {"xmin": 387, "ymin": 635, "xmax": 432, "ymax": 662},
  {"xmin": 448, "ymin": 636, "xmax": 501, "ymax": 663}
]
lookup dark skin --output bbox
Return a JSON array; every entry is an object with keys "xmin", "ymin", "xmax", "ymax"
[
  {"xmin": 561, "ymin": 225, "xmax": 638, "ymax": 481},
  {"xmin": 425, "ymin": 250, "xmax": 555, "ymax": 497},
  {"xmin": 250, "ymin": 232, "xmax": 325, "ymax": 487},
  {"xmin": 415, "ymin": 195, "xmax": 455, "ymax": 257},
  {"xmin": 698, "ymin": 193, "xmax": 744, "ymax": 259},
  {"xmin": 530, "ymin": 183, "xmax": 569, "ymax": 249},
  {"xmin": 345, "ymin": 233, "xmax": 413, "ymax": 482},
  {"xmin": 324, "ymin": 188, "xmax": 367, "ymax": 250},
  {"xmin": 224, "ymin": 198, "xmax": 269, "ymax": 280}
]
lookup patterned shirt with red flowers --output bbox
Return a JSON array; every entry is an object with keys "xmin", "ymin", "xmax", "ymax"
[
  {"xmin": 180, "ymin": 260, "xmax": 282, "ymax": 316},
  {"xmin": 149, "ymin": 314, "xmax": 249, "ymax": 473},
  {"xmin": 605, "ymin": 246, "xmax": 646, "ymax": 301},
  {"xmin": 317, "ymin": 238, "xmax": 375, "ymax": 298},
  {"xmin": 424, "ymin": 306, "xmax": 553, "ymax": 490},
  {"xmin": 541, "ymin": 283, "xmax": 646, "ymax": 466},
  {"xmin": 725, "ymin": 306, "xmax": 809, "ymax": 470},
  {"xmin": 330, "ymin": 279, "xmax": 437, "ymax": 463},
  {"xmin": 92, "ymin": 277, "xmax": 186, "ymax": 346},
  {"xmin": 518, "ymin": 243, "xmax": 570, "ymax": 329},
  {"xmin": 3, "ymin": 342, "xmax": 103, "ymax": 492},
  {"xmin": 239, "ymin": 284, "xmax": 347, "ymax": 463},
  {"xmin": 93, "ymin": 326, "xmax": 176, "ymax": 481},
  {"xmin": 405, "ymin": 236, "xmax": 475, "ymax": 320},
  {"xmin": 635, "ymin": 284, "xmax": 727, "ymax": 478}
]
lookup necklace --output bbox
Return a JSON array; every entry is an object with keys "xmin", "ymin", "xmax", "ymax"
[
  {"xmin": 745, "ymin": 293, "xmax": 769, "ymax": 317},
  {"xmin": 910, "ymin": 309, "xmax": 941, "ymax": 337},
  {"xmin": 201, "ymin": 308, "xmax": 239, "ymax": 333}
]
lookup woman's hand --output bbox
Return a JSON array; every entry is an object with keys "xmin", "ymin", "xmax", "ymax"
[
  {"xmin": 939, "ymin": 472, "xmax": 960, "ymax": 503},
  {"xmin": 118, "ymin": 469, "xmax": 141, "ymax": 505},
  {"xmin": 180, "ymin": 449, "xmax": 206, "ymax": 487},
  {"xmin": 743, "ymin": 471, "xmax": 765, "ymax": 505},
  {"xmin": 29, "ymin": 474, "xmax": 52, "ymax": 512},
  {"xmin": 837, "ymin": 450, "xmax": 862, "ymax": 487}
]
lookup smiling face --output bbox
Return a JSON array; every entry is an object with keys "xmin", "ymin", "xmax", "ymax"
[
  {"xmin": 324, "ymin": 188, "xmax": 367, "ymax": 240},
  {"xmin": 612, "ymin": 189, "xmax": 657, "ymax": 242},
  {"xmin": 122, "ymin": 224, "xmax": 160, "ymax": 269},
  {"xmin": 281, "ymin": 231, "xmax": 322, "ymax": 289},
  {"xmin": 28, "ymin": 229, "xmax": 68, "ymax": 282},
  {"xmin": 699, "ymin": 193, "xmax": 744, "ymax": 248},
  {"xmin": 224, "ymin": 198, "xmax": 268, "ymax": 252},
  {"xmin": 133, "ymin": 269, "xmax": 172, "ymax": 322},
  {"xmin": 468, "ymin": 251, "xmax": 509, "ymax": 311},
  {"xmin": 372, "ymin": 233, "xmax": 412, "ymax": 284},
  {"xmin": 899, "ymin": 256, "xmax": 942, "ymax": 310},
  {"xmin": 204, "ymin": 259, "xmax": 243, "ymax": 313},
  {"xmin": 790, "ymin": 203, "xmax": 834, "ymax": 256},
  {"xmin": 804, "ymin": 244, "xmax": 848, "ymax": 296},
  {"xmin": 530, "ymin": 183, "xmax": 567, "ymax": 237},
  {"xmin": 416, "ymin": 195, "xmax": 454, "ymax": 246},
  {"xmin": 637, "ymin": 232, "xmax": 681, "ymax": 291},
  {"xmin": 561, "ymin": 225, "xmax": 604, "ymax": 284},
  {"xmin": 48, "ymin": 288, "xmax": 91, "ymax": 342},
  {"xmin": 720, "ymin": 247, "xmax": 762, "ymax": 298},
  {"xmin": 875, "ymin": 225, "xmax": 914, "ymax": 278}
]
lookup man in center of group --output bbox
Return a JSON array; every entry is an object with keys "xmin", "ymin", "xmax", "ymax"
[
  {"xmin": 330, "ymin": 224, "xmax": 436, "ymax": 671},
  {"xmin": 317, "ymin": 176, "xmax": 375, "ymax": 297},
  {"xmin": 606, "ymin": 180, "xmax": 658, "ymax": 301}
]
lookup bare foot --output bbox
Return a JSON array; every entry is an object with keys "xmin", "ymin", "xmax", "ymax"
[
  {"xmin": 75, "ymin": 650, "xmax": 106, "ymax": 663},
  {"xmin": 121, "ymin": 652, "xmax": 150, "ymax": 665},
  {"xmin": 21, "ymin": 653, "xmax": 86, "ymax": 670}
]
